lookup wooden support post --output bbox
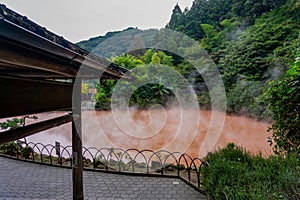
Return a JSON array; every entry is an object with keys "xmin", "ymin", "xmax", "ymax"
[{"xmin": 72, "ymin": 78, "xmax": 84, "ymax": 200}]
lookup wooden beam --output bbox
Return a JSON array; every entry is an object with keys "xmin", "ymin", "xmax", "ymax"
[
  {"xmin": 0, "ymin": 40, "xmax": 78, "ymax": 77},
  {"xmin": 0, "ymin": 17, "xmax": 129, "ymax": 80},
  {"xmin": 0, "ymin": 40, "xmax": 128, "ymax": 80},
  {"xmin": 0, "ymin": 62, "xmax": 69, "ymax": 79},
  {"xmin": 72, "ymin": 78, "xmax": 84, "ymax": 200},
  {"xmin": 0, "ymin": 76, "xmax": 73, "ymax": 118},
  {"xmin": 0, "ymin": 114, "xmax": 75, "ymax": 145}
]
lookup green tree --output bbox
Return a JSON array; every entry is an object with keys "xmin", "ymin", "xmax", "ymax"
[
  {"xmin": 95, "ymin": 79, "xmax": 117, "ymax": 110},
  {"xmin": 157, "ymin": 51, "xmax": 173, "ymax": 66},
  {"xmin": 266, "ymin": 56, "xmax": 300, "ymax": 154},
  {"xmin": 150, "ymin": 52, "xmax": 161, "ymax": 65},
  {"xmin": 166, "ymin": 3, "xmax": 183, "ymax": 29},
  {"xmin": 82, "ymin": 83, "xmax": 88, "ymax": 94},
  {"xmin": 82, "ymin": 83, "xmax": 89, "ymax": 101},
  {"xmin": 200, "ymin": 24, "xmax": 221, "ymax": 52},
  {"xmin": 111, "ymin": 53, "xmax": 144, "ymax": 69},
  {"xmin": 141, "ymin": 49, "xmax": 173, "ymax": 66}
]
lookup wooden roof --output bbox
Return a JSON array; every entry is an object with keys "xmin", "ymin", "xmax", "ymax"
[
  {"xmin": 0, "ymin": 4, "xmax": 129, "ymax": 79},
  {"xmin": 0, "ymin": 4, "xmax": 129, "ymax": 118}
]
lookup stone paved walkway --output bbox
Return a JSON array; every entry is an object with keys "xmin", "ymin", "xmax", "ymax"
[{"xmin": 0, "ymin": 157, "xmax": 207, "ymax": 199}]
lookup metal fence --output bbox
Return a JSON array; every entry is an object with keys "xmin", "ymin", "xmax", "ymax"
[{"xmin": 0, "ymin": 141, "xmax": 206, "ymax": 189}]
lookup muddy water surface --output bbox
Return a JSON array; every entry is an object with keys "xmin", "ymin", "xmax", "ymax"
[{"xmin": 25, "ymin": 109, "xmax": 272, "ymax": 158}]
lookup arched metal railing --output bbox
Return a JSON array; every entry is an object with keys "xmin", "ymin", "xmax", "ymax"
[{"xmin": 0, "ymin": 141, "xmax": 206, "ymax": 188}]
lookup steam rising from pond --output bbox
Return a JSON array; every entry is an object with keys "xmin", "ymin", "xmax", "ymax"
[{"xmin": 25, "ymin": 109, "xmax": 273, "ymax": 158}]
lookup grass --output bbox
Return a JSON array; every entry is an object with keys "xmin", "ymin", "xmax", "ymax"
[{"xmin": 201, "ymin": 143, "xmax": 300, "ymax": 200}]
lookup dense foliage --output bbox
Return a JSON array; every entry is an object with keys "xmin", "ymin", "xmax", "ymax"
[
  {"xmin": 201, "ymin": 143, "xmax": 300, "ymax": 199},
  {"xmin": 265, "ymin": 56, "xmax": 300, "ymax": 154},
  {"xmin": 166, "ymin": 0, "xmax": 289, "ymax": 40},
  {"xmin": 165, "ymin": 0, "xmax": 300, "ymax": 119},
  {"xmin": 95, "ymin": 50, "xmax": 182, "ymax": 110},
  {"xmin": 78, "ymin": 0, "xmax": 300, "ymax": 121}
]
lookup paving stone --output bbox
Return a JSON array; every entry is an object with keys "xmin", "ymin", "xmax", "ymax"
[{"xmin": 0, "ymin": 156, "xmax": 207, "ymax": 199}]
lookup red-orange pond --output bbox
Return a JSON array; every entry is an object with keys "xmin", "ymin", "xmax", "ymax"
[{"xmin": 11, "ymin": 109, "xmax": 272, "ymax": 158}]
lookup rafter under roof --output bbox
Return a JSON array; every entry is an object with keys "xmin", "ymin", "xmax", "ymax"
[{"xmin": 0, "ymin": 4, "xmax": 130, "ymax": 118}]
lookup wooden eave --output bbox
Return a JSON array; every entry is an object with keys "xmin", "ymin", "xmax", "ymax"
[
  {"xmin": 0, "ymin": 4, "xmax": 130, "ymax": 118},
  {"xmin": 0, "ymin": 15, "xmax": 129, "ymax": 79}
]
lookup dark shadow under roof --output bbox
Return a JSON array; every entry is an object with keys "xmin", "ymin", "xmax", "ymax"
[{"xmin": 0, "ymin": 4, "xmax": 130, "ymax": 118}]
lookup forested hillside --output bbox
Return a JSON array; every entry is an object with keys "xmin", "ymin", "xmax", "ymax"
[
  {"xmin": 77, "ymin": 27, "xmax": 158, "ymax": 58},
  {"xmin": 167, "ymin": 0, "xmax": 300, "ymax": 119},
  {"xmin": 167, "ymin": 0, "xmax": 289, "ymax": 40},
  {"xmin": 77, "ymin": 0, "xmax": 300, "ymax": 121}
]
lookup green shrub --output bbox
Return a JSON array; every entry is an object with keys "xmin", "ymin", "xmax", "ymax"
[
  {"xmin": 93, "ymin": 158, "xmax": 102, "ymax": 168},
  {"xmin": 201, "ymin": 143, "xmax": 300, "ymax": 200},
  {"xmin": 21, "ymin": 146, "xmax": 33, "ymax": 159},
  {"xmin": 0, "ymin": 142, "xmax": 21, "ymax": 157},
  {"xmin": 265, "ymin": 56, "xmax": 300, "ymax": 154},
  {"xmin": 176, "ymin": 164, "xmax": 186, "ymax": 170}
]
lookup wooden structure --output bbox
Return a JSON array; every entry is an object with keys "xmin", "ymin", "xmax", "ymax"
[{"xmin": 0, "ymin": 4, "xmax": 129, "ymax": 200}]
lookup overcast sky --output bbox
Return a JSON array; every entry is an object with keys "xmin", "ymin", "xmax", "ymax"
[{"xmin": 1, "ymin": 0, "xmax": 193, "ymax": 43}]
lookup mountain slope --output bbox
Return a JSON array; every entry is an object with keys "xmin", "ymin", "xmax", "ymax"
[{"xmin": 77, "ymin": 27, "xmax": 158, "ymax": 59}]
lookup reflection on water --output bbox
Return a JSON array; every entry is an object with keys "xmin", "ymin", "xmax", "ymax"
[{"xmin": 23, "ymin": 109, "xmax": 272, "ymax": 158}]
